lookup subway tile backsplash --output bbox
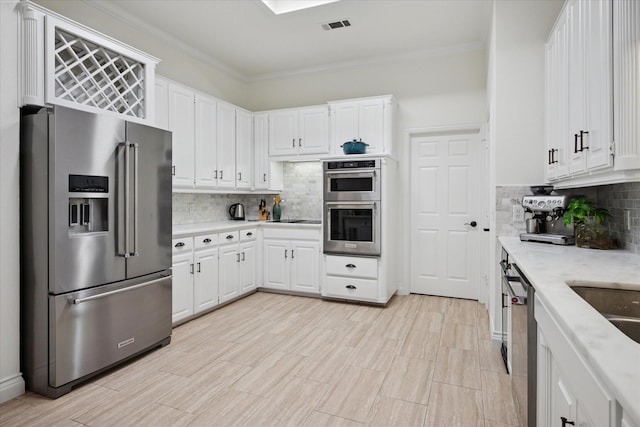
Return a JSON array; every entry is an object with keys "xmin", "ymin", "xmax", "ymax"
[
  {"xmin": 495, "ymin": 182, "xmax": 639, "ymax": 254},
  {"xmin": 172, "ymin": 161, "xmax": 323, "ymax": 225}
]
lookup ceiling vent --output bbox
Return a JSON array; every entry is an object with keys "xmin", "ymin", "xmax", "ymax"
[{"xmin": 322, "ymin": 19, "xmax": 351, "ymax": 31}]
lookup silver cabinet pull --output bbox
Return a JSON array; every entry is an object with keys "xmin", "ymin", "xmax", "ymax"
[
  {"xmin": 214, "ymin": 170, "xmax": 218, "ymax": 179},
  {"xmin": 171, "ymin": 165, "xmax": 175, "ymax": 176},
  {"xmin": 345, "ymin": 285, "xmax": 357, "ymax": 290},
  {"xmin": 174, "ymin": 242, "xmax": 185, "ymax": 248},
  {"xmin": 263, "ymin": 173, "xmax": 267, "ymax": 182},
  {"xmin": 345, "ymin": 263, "xmax": 356, "ymax": 268},
  {"xmin": 226, "ymin": 234, "xmax": 234, "ymax": 240},
  {"xmin": 190, "ymin": 264, "xmax": 194, "ymax": 274},
  {"xmin": 284, "ymin": 249, "xmax": 288, "ymax": 259},
  {"xmin": 291, "ymin": 250, "xmax": 295, "ymax": 259},
  {"xmin": 203, "ymin": 238, "xmax": 212, "ymax": 244},
  {"xmin": 197, "ymin": 262, "xmax": 201, "ymax": 273},
  {"xmin": 298, "ymin": 138, "xmax": 302, "ymax": 147},
  {"xmin": 246, "ymin": 232, "xmax": 253, "ymax": 237},
  {"xmin": 71, "ymin": 276, "xmax": 172, "ymax": 305},
  {"xmin": 220, "ymin": 170, "xmax": 224, "ymax": 179},
  {"xmin": 238, "ymin": 172, "xmax": 242, "ymax": 181}
]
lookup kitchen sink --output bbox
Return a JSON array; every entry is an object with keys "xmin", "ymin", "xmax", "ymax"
[{"xmin": 568, "ymin": 283, "xmax": 640, "ymax": 344}]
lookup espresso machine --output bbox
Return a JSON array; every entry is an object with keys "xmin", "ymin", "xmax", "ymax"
[{"xmin": 520, "ymin": 194, "xmax": 575, "ymax": 245}]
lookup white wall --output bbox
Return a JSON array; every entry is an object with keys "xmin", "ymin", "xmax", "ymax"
[
  {"xmin": 0, "ymin": 0, "xmax": 25, "ymax": 403},
  {"xmin": 493, "ymin": 0, "xmax": 563, "ymax": 186},
  {"xmin": 486, "ymin": 0, "xmax": 563, "ymax": 340}
]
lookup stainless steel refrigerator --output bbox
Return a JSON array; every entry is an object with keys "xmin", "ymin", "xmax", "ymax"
[{"xmin": 20, "ymin": 105, "xmax": 173, "ymax": 398}]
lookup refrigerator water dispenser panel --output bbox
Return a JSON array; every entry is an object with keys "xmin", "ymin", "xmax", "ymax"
[{"xmin": 68, "ymin": 198, "xmax": 108, "ymax": 233}]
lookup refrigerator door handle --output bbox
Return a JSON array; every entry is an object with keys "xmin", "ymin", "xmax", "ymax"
[
  {"xmin": 132, "ymin": 141, "xmax": 139, "ymax": 257},
  {"xmin": 119, "ymin": 142, "xmax": 130, "ymax": 258},
  {"xmin": 70, "ymin": 275, "xmax": 172, "ymax": 305}
]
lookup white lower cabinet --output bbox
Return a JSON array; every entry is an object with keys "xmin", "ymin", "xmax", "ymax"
[
  {"xmin": 219, "ymin": 229, "xmax": 257, "ymax": 304},
  {"xmin": 536, "ymin": 295, "xmax": 617, "ymax": 427},
  {"xmin": 171, "ymin": 234, "xmax": 219, "ymax": 324},
  {"xmin": 262, "ymin": 228, "xmax": 320, "ymax": 294},
  {"xmin": 323, "ymin": 254, "xmax": 380, "ymax": 302}
]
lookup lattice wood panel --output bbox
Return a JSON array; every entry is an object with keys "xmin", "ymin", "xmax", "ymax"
[{"xmin": 54, "ymin": 28, "xmax": 145, "ymax": 118}]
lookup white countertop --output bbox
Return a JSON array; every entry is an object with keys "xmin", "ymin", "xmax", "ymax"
[
  {"xmin": 499, "ymin": 237, "xmax": 640, "ymax": 423},
  {"xmin": 173, "ymin": 220, "xmax": 322, "ymax": 237}
]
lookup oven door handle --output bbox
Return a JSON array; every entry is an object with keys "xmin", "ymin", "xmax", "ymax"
[{"xmin": 324, "ymin": 170, "xmax": 377, "ymax": 177}]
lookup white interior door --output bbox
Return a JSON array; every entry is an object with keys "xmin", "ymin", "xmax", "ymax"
[{"xmin": 410, "ymin": 130, "xmax": 481, "ymax": 299}]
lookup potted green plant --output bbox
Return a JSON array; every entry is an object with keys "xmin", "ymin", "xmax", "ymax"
[{"xmin": 562, "ymin": 197, "xmax": 614, "ymax": 249}]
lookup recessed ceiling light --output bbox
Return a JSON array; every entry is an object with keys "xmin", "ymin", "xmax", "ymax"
[{"xmin": 261, "ymin": 0, "xmax": 340, "ymax": 15}]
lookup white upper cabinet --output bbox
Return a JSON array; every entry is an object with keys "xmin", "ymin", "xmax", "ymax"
[
  {"xmin": 169, "ymin": 83, "xmax": 196, "ymax": 189},
  {"xmin": 235, "ymin": 108, "xmax": 253, "ymax": 190},
  {"xmin": 613, "ymin": 0, "xmax": 640, "ymax": 171},
  {"xmin": 154, "ymin": 78, "xmax": 169, "ymax": 131},
  {"xmin": 216, "ymin": 101, "xmax": 237, "ymax": 189},
  {"xmin": 194, "ymin": 93, "xmax": 218, "ymax": 189},
  {"xmin": 18, "ymin": 2, "xmax": 158, "ymax": 124},
  {"xmin": 328, "ymin": 95, "xmax": 396, "ymax": 157},
  {"xmin": 254, "ymin": 113, "xmax": 270, "ymax": 190},
  {"xmin": 268, "ymin": 106, "xmax": 329, "ymax": 158}
]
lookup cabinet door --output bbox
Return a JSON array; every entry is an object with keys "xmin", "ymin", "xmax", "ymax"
[
  {"xmin": 217, "ymin": 102, "xmax": 237, "ymax": 189},
  {"xmin": 168, "ymin": 84, "xmax": 195, "ymax": 188},
  {"xmin": 194, "ymin": 247, "xmax": 218, "ymax": 313},
  {"xmin": 154, "ymin": 77, "xmax": 169, "ymax": 131},
  {"xmin": 298, "ymin": 106, "xmax": 329, "ymax": 155},
  {"xmin": 269, "ymin": 110, "xmax": 298, "ymax": 156},
  {"xmin": 331, "ymin": 103, "xmax": 359, "ymax": 155},
  {"xmin": 254, "ymin": 112, "xmax": 270, "ymax": 190},
  {"xmin": 358, "ymin": 99, "xmax": 385, "ymax": 154},
  {"xmin": 583, "ymin": 0, "xmax": 613, "ymax": 171},
  {"xmin": 218, "ymin": 244, "xmax": 240, "ymax": 303},
  {"xmin": 239, "ymin": 241, "xmax": 256, "ymax": 294},
  {"xmin": 171, "ymin": 251, "xmax": 194, "ymax": 324},
  {"xmin": 550, "ymin": 357, "xmax": 577, "ymax": 427},
  {"xmin": 194, "ymin": 94, "xmax": 217, "ymax": 189},
  {"xmin": 290, "ymin": 240, "xmax": 320, "ymax": 294},
  {"xmin": 263, "ymin": 239, "xmax": 289, "ymax": 290},
  {"xmin": 236, "ymin": 109, "xmax": 253, "ymax": 189},
  {"xmin": 567, "ymin": 0, "xmax": 587, "ymax": 175}
]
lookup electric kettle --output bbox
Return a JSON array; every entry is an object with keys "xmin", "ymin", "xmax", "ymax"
[{"xmin": 228, "ymin": 203, "xmax": 245, "ymax": 220}]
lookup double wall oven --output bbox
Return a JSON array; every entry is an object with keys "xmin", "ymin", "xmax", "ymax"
[{"xmin": 323, "ymin": 159, "xmax": 381, "ymax": 256}]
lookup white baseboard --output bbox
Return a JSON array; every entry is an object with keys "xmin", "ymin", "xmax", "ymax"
[{"xmin": 0, "ymin": 373, "xmax": 25, "ymax": 404}]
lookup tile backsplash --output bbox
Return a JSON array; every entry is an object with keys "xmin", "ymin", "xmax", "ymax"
[
  {"xmin": 495, "ymin": 182, "xmax": 639, "ymax": 254},
  {"xmin": 172, "ymin": 161, "xmax": 323, "ymax": 225}
]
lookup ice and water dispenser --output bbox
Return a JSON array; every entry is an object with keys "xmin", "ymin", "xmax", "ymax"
[{"xmin": 68, "ymin": 174, "xmax": 108, "ymax": 233}]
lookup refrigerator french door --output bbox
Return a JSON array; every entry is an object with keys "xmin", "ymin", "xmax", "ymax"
[{"xmin": 21, "ymin": 105, "xmax": 173, "ymax": 398}]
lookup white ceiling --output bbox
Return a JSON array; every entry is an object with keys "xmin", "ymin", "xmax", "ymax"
[{"xmin": 87, "ymin": 0, "xmax": 492, "ymax": 82}]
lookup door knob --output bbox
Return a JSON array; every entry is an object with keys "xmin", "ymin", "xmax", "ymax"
[{"xmin": 465, "ymin": 221, "xmax": 478, "ymax": 227}]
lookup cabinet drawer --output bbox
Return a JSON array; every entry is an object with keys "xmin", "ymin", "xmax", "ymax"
[
  {"xmin": 325, "ymin": 276, "xmax": 378, "ymax": 301},
  {"xmin": 172, "ymin": 237, "xmax": 193, "ymax": 253},
  {"xmin": 194, "ymin": 234, "xmax": 217, "ymax": 249},
  {"xmin": 262, "ymin": 227, "xmax": 320, "ymax": 240},
  {"xmin": 240, "ymin": 228, "xmax": 257, "ymax": 242},
  {"xmin": 219, "ymin": 230, "xmax": 240, "ymax": 244},
  {"xmin": 325, "ymin": 255, "xmax": 377, "ymax": 279}
]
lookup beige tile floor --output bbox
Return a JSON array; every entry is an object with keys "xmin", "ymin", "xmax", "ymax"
[{"xmin": 0, "ymin": 292, "xmax": 519, "ymax": 427}]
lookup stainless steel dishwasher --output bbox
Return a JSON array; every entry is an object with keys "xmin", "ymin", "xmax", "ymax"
[{"xmin": 511, "ymin": 263, "xmax": 536, "ymax": 427}]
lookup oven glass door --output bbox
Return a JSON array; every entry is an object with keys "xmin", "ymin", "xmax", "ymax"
[
  {"xmin": 324, "ymin": 170, "xmax": 380, "ymax": 201},
  {"xmin": 324, "ymin": 202, "xmax": 380, "ymax": 256}
]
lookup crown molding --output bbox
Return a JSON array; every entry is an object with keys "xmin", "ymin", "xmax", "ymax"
[
  {"xmin": 82, "ymin": 0, "xmax": 248, "ymax": 82},
  {"xmin": 246, "ymin": 41, "xmax": 486, "ymax": 82},
  {"xmin": 82, "ymin": 0, "xmax": 487, "ymax": 84}
]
